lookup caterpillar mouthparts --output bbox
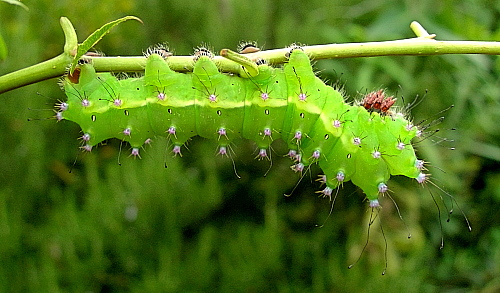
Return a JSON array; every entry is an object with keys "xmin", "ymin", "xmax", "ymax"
[{"xmin": 57, "ymin": 48, "xmax": 426, "ymax": 205}]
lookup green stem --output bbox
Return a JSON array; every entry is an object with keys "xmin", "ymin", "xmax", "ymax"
[
  {"xmin": 0, "ymin": 54, "xmax": 71, "ymax": 93},
  {"xmin": 0, "ymin": 17, "xmax": 77, "ymax": 94},
  {"xmin": 220, "ymin": 48, "xmax": 259, "ymax": 77},
  {"xmin": 409, "ymin": 21, "xmax": 436, "ymax": 38},
  {"xmin": 92, "ymin": 38, "xmax": 500, "ymax": 73},
  {"xmin": 61, "ymin": 17, "xmax": 78, "ymax": 55},
  {"xmin": 88, "ymin": 39, "xmax": 500, "ymax": 72},
  {"xmin": 1, "ymin": 20, "xmax": 500, "ymax": 94}
]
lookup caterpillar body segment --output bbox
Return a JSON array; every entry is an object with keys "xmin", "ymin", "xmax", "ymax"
[
  {"xmin": 191, "ymin": 56, "xmax": 246, "ymax": 148},
  {"xmin": 241, "ymin": 63, "xmax": 287, "ymax": 150}
]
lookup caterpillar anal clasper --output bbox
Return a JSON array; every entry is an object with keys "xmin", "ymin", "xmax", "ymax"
[{"xmin": 58, "ymin": 49, "xmax": 425, "ymax": 205}]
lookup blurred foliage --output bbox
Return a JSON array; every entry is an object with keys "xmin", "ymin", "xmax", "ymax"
[
  {"xmin": 0, "ymin": 32, "xmax": 6, "ymax": 61},
  {"xmin": 0, "ymin": 0, "xmax": 499, "ymax": 292},
  {"xmin": 0, "ymin": 0, "xmax": 30, "ymax": 61}
]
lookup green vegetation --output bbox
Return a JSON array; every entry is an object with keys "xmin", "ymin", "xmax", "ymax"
[{"xmin": 0, "ymin": 0, "xmax": 499, "ymax": 292}]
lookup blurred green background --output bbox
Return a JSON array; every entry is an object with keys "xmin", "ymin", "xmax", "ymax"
[{"xmin": 1, "ymin": 0, "xmax": 499, "ymax": 292}]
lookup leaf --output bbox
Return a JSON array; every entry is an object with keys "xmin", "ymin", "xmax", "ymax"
[
  {"xmin": 0, "ymin": 33, "xmax": 7, "ymax": 61},
  {"xmin": 69, "ymin": 16, "xmax": 142, "ymax": 73},
  {"xmin": 1, "ymin": 0, "xmax": 29, "ymax": 10}
]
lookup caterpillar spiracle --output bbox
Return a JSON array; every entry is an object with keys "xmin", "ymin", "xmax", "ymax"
[{"xmin": 56, "ymin": 47, "xmax": 427, "ymax": 207}]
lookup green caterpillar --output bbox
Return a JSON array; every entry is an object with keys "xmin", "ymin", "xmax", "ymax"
[{"xmin": 57, "ymin": 47, "xmax": 426, "ymax": 206}]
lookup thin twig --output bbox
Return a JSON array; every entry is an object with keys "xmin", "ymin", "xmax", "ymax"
[{"xmin": 1, "ymin": 20, "xmax": 499, "ymax": 95}]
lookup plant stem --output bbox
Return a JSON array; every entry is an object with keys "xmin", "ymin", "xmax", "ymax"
[
  {"xmin": 0, "ymin": 54, "xmax": 71, "ymax": 93},
  {"xmin": 0, "ymin": 17, "xmax": 77, "ymax": 94},
  {"xmin": 62, "ymin": 38, "xmax": 500, "ymax": 74},
  {"xmin": 1, "ymin": 21, "xmax": 500, "ymax": 94}
]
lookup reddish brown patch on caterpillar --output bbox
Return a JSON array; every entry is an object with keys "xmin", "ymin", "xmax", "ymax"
[
  {"xmin": 67, "ymin": 68, "xmax": 81, "ymax": 84},
  {"xmin": 362, "ymin": 89, "xmax": 396, "ymax": 113}
]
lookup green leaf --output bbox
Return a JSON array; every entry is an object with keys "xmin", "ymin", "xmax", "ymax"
[
  {"xmin": 0, "ymin": 33, "xmax": 7, "ymax": 61},
  {"xmin": 69, "ymin": 16, "xmax": 142, "ymax": 73},
  {"xmin": 1, "ymin": 0, "xmax": 29, "ymax": 11}
]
